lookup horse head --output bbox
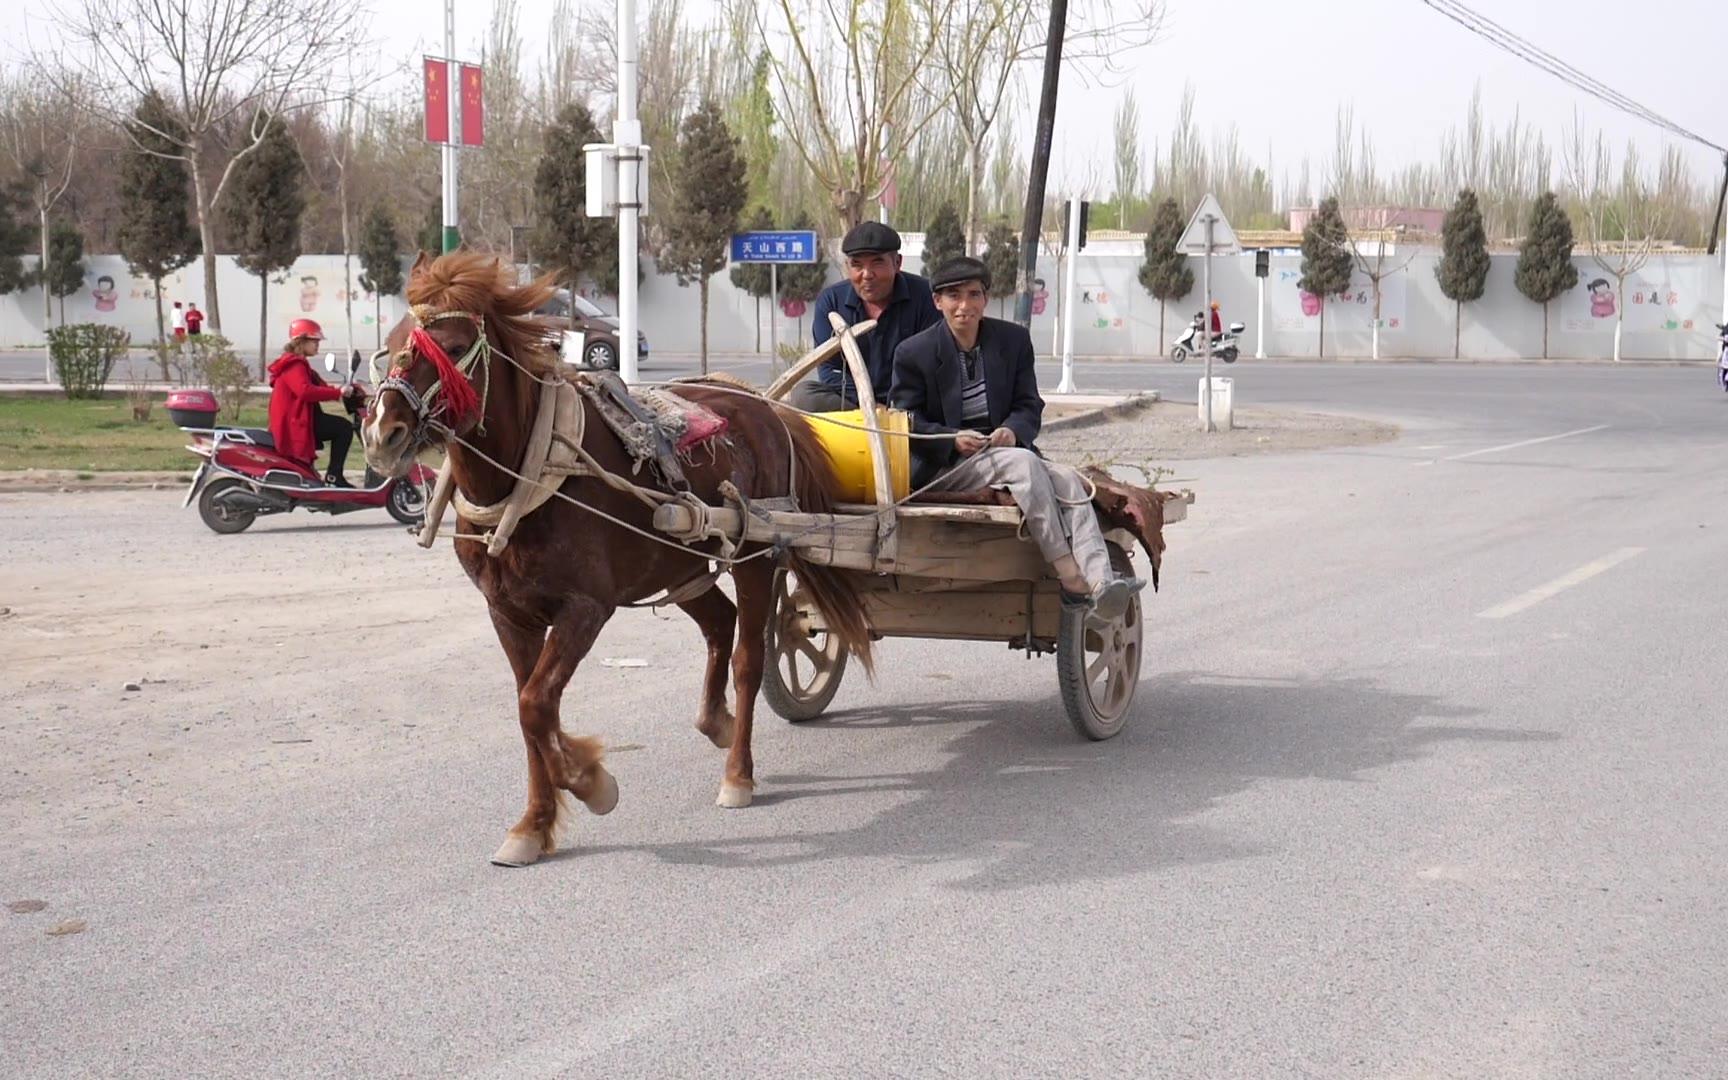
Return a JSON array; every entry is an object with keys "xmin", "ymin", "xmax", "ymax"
[{"xmin": 363, "ymin": 250, "xmax": 558, "ymax": 478}]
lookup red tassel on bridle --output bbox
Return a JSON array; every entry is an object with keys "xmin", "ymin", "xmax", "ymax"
[{"xmin": 407, "ymin": 324, "xmax": 481, "ymax": 424}]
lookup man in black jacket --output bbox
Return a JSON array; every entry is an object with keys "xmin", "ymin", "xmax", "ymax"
[{"xmin": 890, "ymin": 257, "xmax": 1145, "ymax": 617}]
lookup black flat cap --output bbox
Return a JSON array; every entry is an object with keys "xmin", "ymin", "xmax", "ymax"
[
  {"xmin": 929, "ymin": 256, "xmax": 991, "ymax": 293},
  {"xmin": 840, "ymin": 221, "xmax": 902, "ymax": 255}
]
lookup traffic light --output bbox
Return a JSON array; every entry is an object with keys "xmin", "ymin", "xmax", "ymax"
[
  {"xmin": 1255, "ymin": 248, "xmax": 1270, "ymax": 278},
  {"xmin": 1062, "ymin": 200, "xmax": 1092, "ymax": 251}
]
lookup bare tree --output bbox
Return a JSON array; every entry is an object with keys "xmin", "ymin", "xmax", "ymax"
[
  {"xmin": 1348, "ymin": 228, "xmax": 1415, "ymax": 361},
  {"xmin": 1566, "ymin": 116, "xmax": 1673, "ymax": 362},
  {"xmin": 0, "ymin": 72, "xmax": 86, "ymax": 337},
  {"xmin": 39, "ymin": 0, "xmax": 374, "ymax": 332},
  {"xmin": 735, "ymin": 0, "xmax": 963, "ymax": 230},
  {"xmin": 932, "ymin": 0, "xmax": 1162, "ymax": 251},
  {"xmin": 1111, "ymin": 87, "xmax": 1141, "ymax": 229},
  {"xmin": 933, "ymin": 0, "xmax": 1034, "ymax": 252}
]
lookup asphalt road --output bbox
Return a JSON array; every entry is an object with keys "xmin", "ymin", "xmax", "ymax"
[{"xmin": 4, "ymin": 363, "xmax": 1727, "ymax": 1077}]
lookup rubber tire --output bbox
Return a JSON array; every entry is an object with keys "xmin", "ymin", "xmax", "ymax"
[
  {"xmin": 1056, "ymin": 547, "xmax": 1144, "ymax": 741},
  {"xmin": 386, "ymin": 479, "xmax": 427, "ymax": 526},
  {"xmin": 1169, "ymin": 345, "xmax": 1188, "ymax": 364},
  {"xmin": 584, "ymin": 341, "xmax": 617, "ymax": 370},
  {"xmin": 197, "ymin": 478, "xmax": 257, "ymax": 534},
  {"xmin": 761, "ymin": 568, "xmax": 848, "ymax": 722},
  {"xmin": 1220, "ymin": 347, "xmax": 1239, "ymax": 363}
]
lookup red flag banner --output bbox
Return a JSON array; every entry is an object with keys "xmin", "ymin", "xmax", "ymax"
[
  {"xmin": 423, "ymin": 57, "xmax": 449, "ymax": 144},
  {"xmin": 459, "ymin": 64, "xmax": 484, "ymax": 147}
]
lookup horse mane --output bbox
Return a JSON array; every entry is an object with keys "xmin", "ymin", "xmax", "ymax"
[{"xmin": 407, "ymin": 251, "xmax": 562, "ymax": 375}]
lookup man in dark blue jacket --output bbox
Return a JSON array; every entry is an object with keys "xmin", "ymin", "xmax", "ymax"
[
  {"xmin": 890, "ymin": 256, "xmax": 1145, "ymax": 618},
  {"xmin": 788, "ymin": 221, "xmax": 940, "ymax": 412}
]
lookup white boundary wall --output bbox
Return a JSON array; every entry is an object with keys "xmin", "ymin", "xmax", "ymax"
[{"xmin": 2, "ymin": 249, "xmax": 1720, "ymax": 360}]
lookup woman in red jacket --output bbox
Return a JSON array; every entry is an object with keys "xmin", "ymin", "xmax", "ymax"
[{"xmin": 267, "ymin": 319, "xmax": 358, "ymax": 487}]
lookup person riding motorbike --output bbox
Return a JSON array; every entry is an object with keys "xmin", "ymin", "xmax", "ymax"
[
  {"xmin": 267, "ymin": 319, "xmax": 360, "ymax": 487},
  {"xmin": 1209, "ymin": 300, "xmax": 1223, "ymax": 338}
]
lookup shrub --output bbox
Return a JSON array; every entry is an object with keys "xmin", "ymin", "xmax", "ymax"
[
  {"xmin": 182, "ymin": 334, "xmax": 253, "ymax": 422},
  {"xmin": 47, "ymin": 324, "xmax": 131, "ymax": 399}
]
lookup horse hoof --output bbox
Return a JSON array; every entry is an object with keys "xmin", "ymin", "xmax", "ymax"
[
  {"xmin": 716, "ymin": 781, "xmax": 753, "ymax": 809},
  {"xmin": 582, "ymin": 766, "xmax": 619, "ymax": 816},
  {"xmin": 490, "ymin": 834, "xmax": 544, "ymax": 867}
]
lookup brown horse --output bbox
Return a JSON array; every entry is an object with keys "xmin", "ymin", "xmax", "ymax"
[{"xmin": 361, "ymin": 252, "xmax": 872, "ymax": 866}]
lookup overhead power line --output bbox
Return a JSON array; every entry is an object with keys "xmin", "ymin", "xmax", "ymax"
[{"xmin": 1420, "ymin": 0, "xmax": 1726, "ymax": 154}]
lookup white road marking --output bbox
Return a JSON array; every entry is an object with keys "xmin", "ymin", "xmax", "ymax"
[
  {"xmin": 1416, "ymin": 424, "xmax": 1610, "ymax": 465},
  {"xmin": 1476, "ymin": 547, "xmax": 1646, "ymax": 619}
]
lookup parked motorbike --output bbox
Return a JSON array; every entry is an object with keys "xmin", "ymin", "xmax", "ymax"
[
  {"xmin": 1170, "ymin": 312, "xmax": 1245, "ymax": 364},
  {"xmin": 172, "ymin": 352, "xmax": 433, "ymax": 535},
  {"xmin": 1716, "ymin": 322, "xmax": 1727, "ymax": 394}
]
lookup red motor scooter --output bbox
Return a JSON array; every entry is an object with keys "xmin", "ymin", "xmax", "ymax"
[{"xmin": 172, "ymin": 351, "xmax": 434, "ymax": 535}]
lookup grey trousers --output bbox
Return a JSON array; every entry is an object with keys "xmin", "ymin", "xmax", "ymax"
[
  {"xmin": 928, "ymin": 447, "xmax": 1112, "ymax": 587},
  {"xmin": 787, "ymin": 379, "xmax": 849, "ymax": 413}
]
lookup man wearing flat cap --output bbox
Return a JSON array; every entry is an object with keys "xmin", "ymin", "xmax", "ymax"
[
  {"xmin": 788, "ymin": 221, "xmax": 940, "ymax": 413},
  {"xmin": 890, "ymin": 256, "xmax": 1146, "ymax": 617}
]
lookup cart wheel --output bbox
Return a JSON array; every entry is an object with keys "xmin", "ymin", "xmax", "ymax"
[
  {"xmin": 197, "ymin": 478, "xmax": 256, "ymax": 534},
  {"xmin": 1057, "ymin": 547, "xmax": 1143, "ymax": 740},
  {"xmin": 762, "ymin": 567, "xmax": 848, "ymax": 722}
]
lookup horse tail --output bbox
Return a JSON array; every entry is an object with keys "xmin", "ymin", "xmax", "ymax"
[{"xmin": 778, "ymin": 409, "xmax": 875, "ymax": 676}]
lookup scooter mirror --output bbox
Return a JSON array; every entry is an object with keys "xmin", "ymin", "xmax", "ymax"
[
  {"xmin": 348, "ymin": 349, "xmax": 362, "ymax": 375},
  {"xmin": 323, "ymin": 352, "xmax": 338, "ymax": 373}
]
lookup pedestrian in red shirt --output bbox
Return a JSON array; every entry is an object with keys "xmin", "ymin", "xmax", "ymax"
[{"xmin": 185, "ymin": 305, "xmax": 204, "ymax": 336}]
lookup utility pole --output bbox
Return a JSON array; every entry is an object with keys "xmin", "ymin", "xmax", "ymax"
[
  {"xmin": 441, "ymin": 0, "xmax": 459, "ymax": 253},
  {"xmin": 1013, "ymin": 0, "xmax": 1065, "ymax": 328},
  {"xmin": 615, "ymin": 0, "xmax": 641, "ymax": 383}
]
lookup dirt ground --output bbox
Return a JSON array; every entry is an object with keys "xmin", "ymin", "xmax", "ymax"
[
  {"xmin": 0, "ymin": 403, "xmax": 1396, "ymax": 851},
  {"xmin": 1041, "ymin": 399, "xmax": 1398, "ymax": 472}
]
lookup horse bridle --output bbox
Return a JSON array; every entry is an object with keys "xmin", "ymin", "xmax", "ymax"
[{"xmin": 375, "ymin": 304, "xmax": 492, "ymax": 440}]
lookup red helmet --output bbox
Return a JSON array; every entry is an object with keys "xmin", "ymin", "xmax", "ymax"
[{"xmin": 288, "ymin": 318, "xmax": 324, "ymax": 341}]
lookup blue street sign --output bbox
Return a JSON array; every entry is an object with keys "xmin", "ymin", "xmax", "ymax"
[{"xmin": 730, "ymin": 230, "xmax": 819, "ymax": 264}]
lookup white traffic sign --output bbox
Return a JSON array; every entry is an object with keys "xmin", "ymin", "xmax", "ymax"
[{"xmin": 1177, "ymin": 193, "xmax": 1241, "ymax": 255}]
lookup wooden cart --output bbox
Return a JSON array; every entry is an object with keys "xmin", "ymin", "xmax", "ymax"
[{"xmin": 658, "ymin": 315, "xmax": 1191, "ymax": 740}]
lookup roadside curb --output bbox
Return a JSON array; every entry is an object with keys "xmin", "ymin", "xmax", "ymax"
[
  {"xmin": 0, "ymin": 470, "xmax": 190, "ymax": 494},
  {"xmin": 1042, "ymin": 391, "xmax": 1161, "ymax": 433}
]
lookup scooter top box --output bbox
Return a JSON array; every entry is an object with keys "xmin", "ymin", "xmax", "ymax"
[{"xmin": 167, "ymin": 389, "xmax": 219, "ymax": 429}]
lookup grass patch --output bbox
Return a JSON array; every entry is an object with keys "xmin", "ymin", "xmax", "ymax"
[{"xmin": 0, "ymin": 395, "xmax": 274, "ymax": 472}]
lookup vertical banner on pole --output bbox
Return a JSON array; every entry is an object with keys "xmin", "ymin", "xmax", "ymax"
[
  {"xmin": 459, "ymin": 64, "xmax": 485, "ymax": 147},
  {"xmin": 423, "ymin": 58, "xmax": 449, "ymax": 143}
]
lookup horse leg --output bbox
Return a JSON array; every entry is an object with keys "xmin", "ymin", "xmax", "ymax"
[
  {"xmin": 717, "ymin": 560, "xmax": 774, "ymax": 809},
  {"xmin": 678, "ymin": 585, "xmax": 737, "ymax": 750},
  {"xmin": 490, "ymin": 599, "xmax": 618, "ymax": 867}
]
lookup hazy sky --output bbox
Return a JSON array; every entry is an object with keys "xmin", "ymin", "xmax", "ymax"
[{"xmin": 7, "ymin": 0, "xmax": 1725, "ymax": 201}]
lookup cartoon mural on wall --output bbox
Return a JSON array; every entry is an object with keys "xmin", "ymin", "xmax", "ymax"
[
  {"xmin": 90, "ymin": 275, "xmax": 118, "ymax": 313},
  {"xmin": 1563, "ymin": 268, "xmax": 1697, "ymax": 334},
  {"xmin": 1586, "ymin": 278, "xmax": 1616, "ymax": 319},
  {"xmin": 1273, "ymin": 267, "xmax": 1405, "ymax": 332},
  {"xmin": 1079, "ymin": 283, "xmax": 1125, "ymax": 331}
]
